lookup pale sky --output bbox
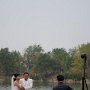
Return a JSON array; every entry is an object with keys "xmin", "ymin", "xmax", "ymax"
[{"xmin": 0, "ymin": 0, "xmax": 90, "ymax": 53}]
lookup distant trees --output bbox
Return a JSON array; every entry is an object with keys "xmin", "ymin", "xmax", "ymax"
[
  {"xmin": 70, "ymin": 43, "xmax": 90, "ymax": 79},
  {"xmin": 51, "ymin": 48, "xmax": 71, "ymax": 74},
  {"xmin": 23, "ymin": 45, "xmax": 44, "ymax": 72},
  {"xmin": 0, "ymin": 43, "xmax": 90, "ymax": 81},
  {"xmin": 0, "ymin": 48, "xmax": 23, "ymax": 75}
]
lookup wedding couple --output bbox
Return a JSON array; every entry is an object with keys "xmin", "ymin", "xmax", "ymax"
[{"xmin": 11, "ymin": 72, "xmax": 33, "ymax": 90}]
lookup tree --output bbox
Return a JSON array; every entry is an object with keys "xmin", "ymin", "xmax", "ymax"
[
  {"xmin": 79, "ymin": 43, "xmax": 90, "ymax": 78},
  {"xmin": 51, "ymin": 48, "xmax": 71, "ymax": 74},
  {"xmin": 35, "ymin": 53, "xmax": 58, "ymax": 81},
  {"xmin": 0, "ymin": 48, "xmax": 23, "ymax": 75},
  {"xmin": 23, "ymin": 44, "xmax": 44, "ymax": 72}
]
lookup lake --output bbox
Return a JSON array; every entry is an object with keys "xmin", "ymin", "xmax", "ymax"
[{"xmin": 0, "ymin": 82, "xmax": 90, "ymax": 90}]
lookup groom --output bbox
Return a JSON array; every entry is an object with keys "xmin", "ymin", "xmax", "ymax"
[{"xmin": 20, "ymin": 72, "xmax": 33, "ymax": 90}]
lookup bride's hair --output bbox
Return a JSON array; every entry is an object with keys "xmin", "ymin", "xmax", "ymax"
[{"xmin": 13, "ymin": 74, "xmax": 20, "ymax": 81}]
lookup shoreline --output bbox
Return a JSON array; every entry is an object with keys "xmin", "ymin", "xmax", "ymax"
[{"xmin": 0, "ymin": 75, "xmax": 90, "ymax": 85}]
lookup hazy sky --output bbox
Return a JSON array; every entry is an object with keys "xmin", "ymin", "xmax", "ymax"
[{"xmin": 0, "ymin": 0, "xmax": 90, "ymax": 53}]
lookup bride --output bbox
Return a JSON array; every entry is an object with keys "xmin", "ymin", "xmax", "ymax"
[{"xmin": 11, "ymin": 74, "xmax": 25, "ymax": 90}]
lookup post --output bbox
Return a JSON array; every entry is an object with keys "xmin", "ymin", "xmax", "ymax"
[
  {"xmin": 81, "ymin": 53, "xmax": 88, "ymax": 90},
  {"xmin": 82, "ymin": 77, "xmax": 84, "ymax": 90},
  {"xmin": 82, "ymin": 59, "xmax": 86, "ymax": 90}
]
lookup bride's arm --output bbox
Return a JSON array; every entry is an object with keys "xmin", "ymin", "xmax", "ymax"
[{"xmin": 14, "ymin": 82, "xmax": 25, "ymax": 90}]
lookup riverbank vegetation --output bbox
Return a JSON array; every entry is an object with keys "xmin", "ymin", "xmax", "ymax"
[{"xmin": 0, "ymin": 43, "xmax": 90, "ymax": 83}]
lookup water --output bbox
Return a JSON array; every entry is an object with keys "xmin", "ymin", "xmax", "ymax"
[
  {"xmin": 0, "ymin": 83, "xmax": 90, "ymax": 90},
  {"xmin": 0, "ymin": 85, "xmax": 52, "ymax": 90}
]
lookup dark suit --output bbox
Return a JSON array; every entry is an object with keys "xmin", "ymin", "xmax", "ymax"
[{"xmin": 53, "ymin": 82, "xmax": 73, "ymax": 90}]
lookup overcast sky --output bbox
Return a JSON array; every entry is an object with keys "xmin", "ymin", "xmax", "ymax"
[{"xmin": 0, "ymin": 0, "xmax": 90, "ymax": 53}]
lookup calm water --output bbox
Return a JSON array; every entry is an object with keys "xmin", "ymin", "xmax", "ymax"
[{"xmin": 0, "ymin": 83, "xmax": 90, "ymax": 90}]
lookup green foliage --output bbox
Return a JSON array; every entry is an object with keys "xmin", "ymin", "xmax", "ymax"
[
  {"xmin": 0, "ymin": 43, "xmax": 90, "ymax": 81},
  {"xmin": 69, "ymin": 48, "xmax": 83, "ymax": 79},
  {"xmin": 69, "ymin": 43, "xmax": 90, "ymax": 79},
  {"xmin": 0, "ymin": 48, "xmax": 24, "ymax": 75},
  {"xmin": 23, "ymin": 44, "xmax": 44, "ymax": 72},
  {"xmin": 51, "ymin": 48, "xmax": 71, "ymax": 74},
  {"xmin": 79, "ymin": 43, "xmax": 90, "ymax": 78}
]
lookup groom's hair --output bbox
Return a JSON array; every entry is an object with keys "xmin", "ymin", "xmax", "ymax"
[{"xmin": 23, "ymin": 72, "xmax": 29, "ymax": 75}]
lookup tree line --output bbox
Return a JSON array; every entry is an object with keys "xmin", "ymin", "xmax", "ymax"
[{"xmin": 0, "ymin": 43, "xmax": 90, "ymax": 81}]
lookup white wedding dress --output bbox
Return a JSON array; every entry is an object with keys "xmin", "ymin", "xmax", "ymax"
[{"xmin": 11, "ymin": 76, "xmax": 20, "ymax": 90}]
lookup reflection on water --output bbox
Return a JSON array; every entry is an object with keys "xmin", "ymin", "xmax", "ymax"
[
  {"xmin": 0, "ymin": 79, "xmax": 90, "ymax": 90},
  {"xmin": 0, "ymin": 85, "xmax": 10, "ymax": 90},
  {"xmin": 0, "ymin": 85, "xmax": 52, "ymax": 90},
  {"xmin": 0, "ymin": 78, "xmax": 51, "ymax": 90},
  {"xmin": 0, "ymin": 82, "xmax": 90, "ymax": 90}
]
